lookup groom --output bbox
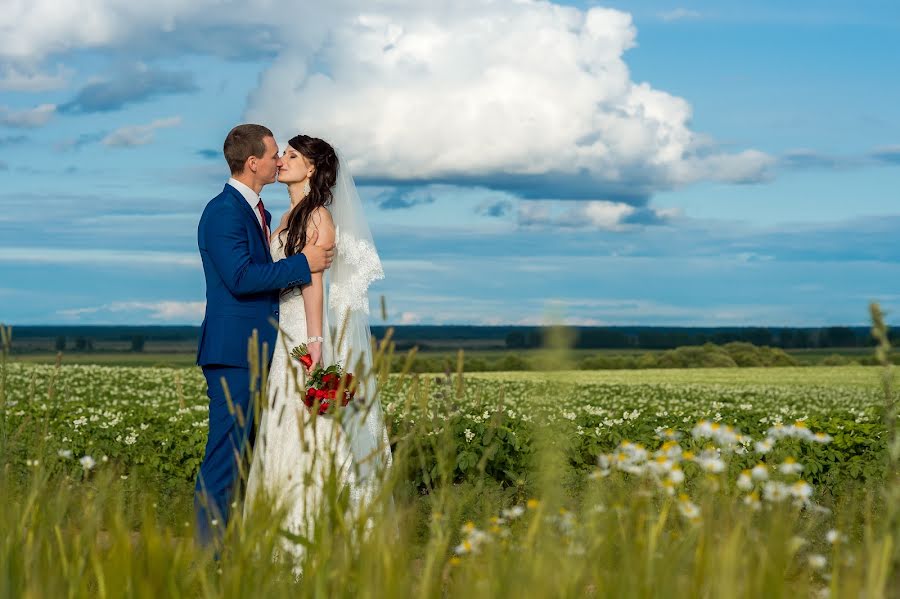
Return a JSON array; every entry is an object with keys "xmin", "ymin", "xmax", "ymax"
[{"xmin": 194, "ymin": 123, "xmax": 334, "ymax": 546}]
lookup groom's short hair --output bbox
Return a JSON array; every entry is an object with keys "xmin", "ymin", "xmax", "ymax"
[{"xmin": 223, "ymin": 124, "xmax": 274, "ymax": 175}]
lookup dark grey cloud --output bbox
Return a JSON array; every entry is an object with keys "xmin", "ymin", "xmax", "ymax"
[
  {"xmin": 621, "ymin": 207, "xmax": 675, "ymax": 226},
  {"xmin": 870, "ymin": 146, "xmax": 900, "ymax": 165},
  {"xmin": 779, "ymin": 150, "xmax": 850, "ymax": 171},
  {"xmin": 59, "ymin": 65, "xmax": 198, "ymax": 114},
  {"xmin": 0, "ymin": 104, "xmax": 56, "ymax": 128},
  {"xmin": 359, "ymin": 171, "xmax": 656, "ymax": 204},
  {"xmin": 196, "ymin": 149, "xmax": 221, "ymax": 160},
  {"xmin": 128, "ymin": 25, "xmax": 281, "ymax": 62},
  {"xmin": 779, "ymin": 146, "xmax": 900, "ymax": 171},
  {"xmin": 375, "ymin": 188, "xmax": 437, "ymax": 210},
  {"xmin": 370, "ymin": 213, "xmax": 900, "ymax": 266},
  {"xmin": 476, "ymin": 199, "xmax": 513, "ymax": 218},
  {"xmin": 0, "ymin": 134, "xmax": 28, "ymax": 147},
  {"xmin": 55, "ymin": 132, "xmax": 107, "ymax": 152}
]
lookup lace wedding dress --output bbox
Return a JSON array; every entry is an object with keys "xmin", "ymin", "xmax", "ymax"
[{"xmin": 244, "ymin": 223, "xmax": 392, "ymax": 565}]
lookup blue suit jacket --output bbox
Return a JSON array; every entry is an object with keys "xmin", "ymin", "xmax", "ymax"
[{"xmin": 196, "ymin": 184, "xmax": 311, "ymax": 367}]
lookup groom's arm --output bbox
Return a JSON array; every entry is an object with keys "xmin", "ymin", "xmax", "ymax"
[{"xmin": 202, "ymin": 206, "xmax": 311, "ymax": 296}]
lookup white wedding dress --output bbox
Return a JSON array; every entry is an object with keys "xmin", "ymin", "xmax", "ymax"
[{"xmin": 245, "ymin": 208, "xmax": 392, "ymax": 566}]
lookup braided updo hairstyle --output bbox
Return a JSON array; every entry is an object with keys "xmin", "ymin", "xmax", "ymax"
[{"xmin": 283, "ymin": 135, "xmax": 339, "ymax": 258}]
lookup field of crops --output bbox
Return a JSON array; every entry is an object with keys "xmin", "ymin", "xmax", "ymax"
[
  {"xmin": 2, "ymin": 362, "xmax": 889, "ymax": 489},
  {"xmin": 1, "ymin": 356, "xmax": 897, "ymax": 597}
]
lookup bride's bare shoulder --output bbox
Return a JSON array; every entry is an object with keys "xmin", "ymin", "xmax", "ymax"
[
  {"xmin": 307, "ymin": 205, "xmax": 335, "ymax": 243},
  {"xmin": 308, "ymin": 205, "xmax": 334, "ymax": 228}
]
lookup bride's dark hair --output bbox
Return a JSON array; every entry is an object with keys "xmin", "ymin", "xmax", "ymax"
[{"xmin": 283, "ymin": 135, "xmax": 339, "ymax": 257}]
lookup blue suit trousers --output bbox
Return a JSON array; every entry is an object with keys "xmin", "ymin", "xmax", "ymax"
[{"xmin": 194, "ymin": 365, "xmax": 257, "ymax": 546}]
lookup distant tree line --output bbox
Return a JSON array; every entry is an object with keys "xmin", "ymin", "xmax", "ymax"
[
  {"xmin": 52, "ymin": 335, "xmax": 145, "ymax": 352},
  {"xmin": 11, "ymin": 324, "xmax": 900, "ymax": 354},
  {"xmin": 506, "ymin": 326, "xmax": 899, "ymax": 350}
]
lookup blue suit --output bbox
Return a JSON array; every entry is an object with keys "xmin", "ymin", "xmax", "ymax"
[{"xmin": 194, "ymin": 183, "xmax": 311, "ymax": 545}]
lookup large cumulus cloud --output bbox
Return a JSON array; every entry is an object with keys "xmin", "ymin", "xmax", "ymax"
[
  {"xmin": 245, "ymin": 3, "xmax": 773, "ymax": 200},
  {"xmin": 2, "ymin": 0, "xmax": 773, "ymax": 206}
]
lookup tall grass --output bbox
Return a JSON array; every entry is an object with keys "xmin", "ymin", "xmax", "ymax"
[{"xmin": 0, "ymin": 313, "xmax": 898, "ymax": 598}]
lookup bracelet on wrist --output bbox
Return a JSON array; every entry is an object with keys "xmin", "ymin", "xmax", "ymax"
[{"xmin": 307, "ymin": 336, "xmax": 324, "ymax": 343}]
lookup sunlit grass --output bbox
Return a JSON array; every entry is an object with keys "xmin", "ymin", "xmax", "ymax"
[{"xmin": 0, "ymin": 312, "xmax": 897, "ymax": 598}]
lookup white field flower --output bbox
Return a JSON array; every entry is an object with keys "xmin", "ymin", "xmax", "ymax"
[
  {"xmin": 677, "ymin": 494, "xmax": 700, "ymax": 522},
  {"xmin": 790, "ymin": 481, "xmax": 814, "ymax": 504},
  {"xmin": 655, "ymin": 440, "xmax": 683, "ymax": 460},
  {"xmin": 692, "ymin": 420, "xmax": 743, "ymax": 448},
  {"xmin": 57, "ymin": 449, "xmax": 73, "ymax": 459},
  {"xmin": 646, "ymin": 457, "xmax": 674, "ymax": 476},
  {"xmin": 751, "ymin": 463, "xmax": 769, "ymax": 481},
  {"xmin": 655, "ymin": 428, "xmax": 682, "ymax": 441},
  {"xmin": 763, "ymin": 481, "xmax": 790, "ymax": 502},
  {"xmin": 464, "ymin": 429, "xmax": 475, "ymax": 443},
  {"xmin": 737, "ymin": 470, "xmax": 753, "ymax": 491},
  {"xmin": 613, "ymin": 441, "xmax": 649, "ymax": 475},
  {"xmin": 694, "ymin": 448, "xmax": 725, "ymax": 474},
  {"xmin": 743, "ymin": 492, "xmax": 761, "ymax": 510},
  {"xmin": 79, "ymin": 455, "xmax": 96, "ymax": 470},
  {"xmin": 668, "ymin": 468, "xmax": 685, "ymax": 485},
  {"xmin": 501, "ymin": 506, "xmax": 525, "ymax": 520},
  {"xmin": 754, "ymin": 438, "xmax": 775, "ymax": 454},
  {"xmin": 778, "ymin": 457, "xmax": 803, "ymax": 475},
  {"xmin": 454, "ymin": 541, "xmax": 473, "ymax": 555},
  {"xmin": 808, "ymin": 554, "xmax": 828, "ymax": 570},
  {"xmin": 826, "ymin": 529, "xmax": 846, "ymax": 545}
]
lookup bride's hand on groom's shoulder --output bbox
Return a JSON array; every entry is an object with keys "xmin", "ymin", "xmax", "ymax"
[{"xmin": 301, "ymin": 230, "xmax": 335, "ymax": 273}]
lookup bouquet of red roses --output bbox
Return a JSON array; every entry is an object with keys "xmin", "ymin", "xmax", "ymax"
[{"xmin": 290, "ymin": 343, "xmax": 356, "ymax": 415}]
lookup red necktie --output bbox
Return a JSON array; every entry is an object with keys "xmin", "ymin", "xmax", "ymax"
[{"xmin": 256, "ymin": 199, "xmax": 270, "ymax": 240}]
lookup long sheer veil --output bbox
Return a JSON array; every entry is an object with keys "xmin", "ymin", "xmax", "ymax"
[{"xmin": 325, "ymin": 152, "xmax": 392, "ymax": 497}]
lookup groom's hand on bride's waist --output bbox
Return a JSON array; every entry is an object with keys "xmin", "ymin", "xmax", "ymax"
[{"xmin": 302, "ymin": 229, "xmax": 335, "ymax": 273}]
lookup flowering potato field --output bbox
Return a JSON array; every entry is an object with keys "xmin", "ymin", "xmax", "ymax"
[
  {"xmin": 2, "ymin": 348, "xmax": 897, "ymax": 597},
  {"xmin": 2, "ymin": 362, "xmax": 888, "ymax": 490}
]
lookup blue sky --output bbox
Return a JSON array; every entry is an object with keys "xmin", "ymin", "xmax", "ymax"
[{"xmin": 1, "ymin": 0, "xmax": 898, "ymax": 326}]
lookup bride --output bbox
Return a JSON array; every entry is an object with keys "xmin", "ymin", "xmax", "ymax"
[{"xmin": 244, "ymin": 134, "xmax": 392, "ymax": 561}]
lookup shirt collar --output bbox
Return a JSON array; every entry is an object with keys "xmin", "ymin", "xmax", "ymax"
[{"xmin": 227, "ymin": 177, "xmax": 261, "ymax": 209}]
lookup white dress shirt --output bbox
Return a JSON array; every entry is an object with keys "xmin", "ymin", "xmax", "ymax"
[{"xmin": 227, "ymin": 177, "xmax": 265, "ymax": 231}]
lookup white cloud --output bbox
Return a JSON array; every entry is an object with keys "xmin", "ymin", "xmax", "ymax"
[
  {"xmin": 102, "ymin": 116, "xmax": 182, "ymax": 147},
  {"xmin": 0, "ymin": 103, "xmax": 56, "ymax": 128},
  {"xmin": 0, "ymin": 64, "xmax": 72, "ymax": 91},
  {"xmin": 1, "ymin": 1, "xmax": 772, "ymax": 197},
  {"xmin": 518, "ymin": 199, "xmax": 677, "ymax": 230},
  {"xmin": 59, "ymin": 301, "xmax": 205, "ymax": 322},
  {"xmin": 0, "ymin": 247, "xmax": 199, "ymax": 268},
  {"xmin": 247, "ymin": 3, "xmax": 772, "ymax": 196},
  {"xmin": 658, "ymin": 8, "xmax": 703, "ymax": 22}
]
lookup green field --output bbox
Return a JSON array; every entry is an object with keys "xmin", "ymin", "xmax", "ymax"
[
  {"xmin": 9, "ymin": 344, "xmax": 889, "ymax": 370},
  {"xmin": 2, "ymin": 350, "xmax": 897, "ymax": 596}
]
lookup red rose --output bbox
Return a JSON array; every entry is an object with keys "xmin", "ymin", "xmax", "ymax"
[
  {"xmin": 322, "ymin": 373, "xmax": 339, "ymax": 387},
  {"xmin": 297, "ymin": 354, "xmax": 313, "ymax": 369}
]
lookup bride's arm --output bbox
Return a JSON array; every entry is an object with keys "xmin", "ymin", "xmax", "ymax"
[{"xmin": 300, "ymin": 207, "xmax": 335, "ymax": 368}]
